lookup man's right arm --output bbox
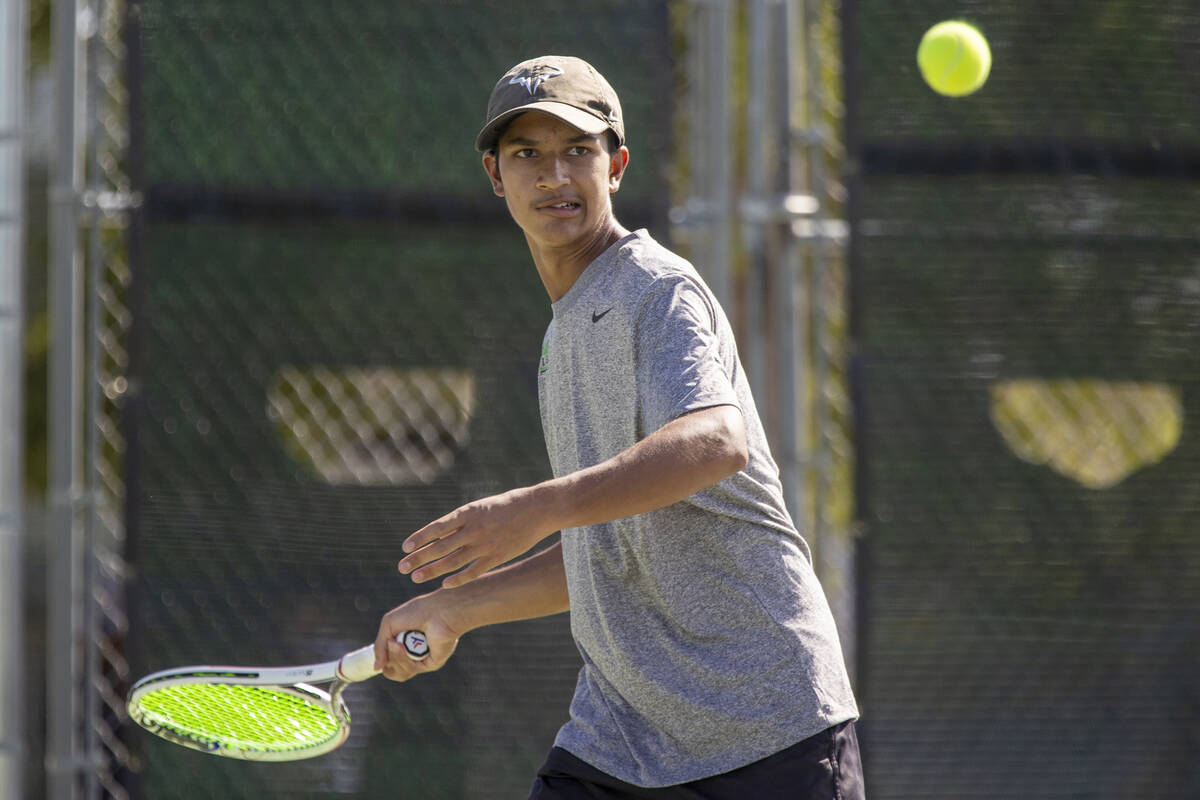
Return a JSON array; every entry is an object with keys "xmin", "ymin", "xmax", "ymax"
[{"xmin": 373, "ymin": 540, "xmax": 569, "ymax": 680}]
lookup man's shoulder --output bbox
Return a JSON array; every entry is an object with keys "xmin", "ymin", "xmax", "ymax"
[
  {"xmin": 616, "ymin": 229, "xmax": 693, "ymax": 274},
  {"xmin": 612, "ymin": 230, "xmax": 706, "ymax": 297}
]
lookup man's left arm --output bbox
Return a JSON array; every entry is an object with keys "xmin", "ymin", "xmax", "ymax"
[{"xmin": 399, "ymin": 403, "xmax": 747, "ymax": 587}]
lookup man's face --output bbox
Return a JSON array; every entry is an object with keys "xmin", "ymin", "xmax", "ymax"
[{"xmin": 483, "ymin": 112, "xmax": 628, "ymax": 251}]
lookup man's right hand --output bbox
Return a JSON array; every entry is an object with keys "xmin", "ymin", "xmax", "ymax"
[{"xmin": 373, "ymin": 593, "xmax": 460, "ymax": 682}]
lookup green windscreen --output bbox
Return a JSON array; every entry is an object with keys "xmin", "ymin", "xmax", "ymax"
[
  {"xmin": 848, "ymin": 1, "xmax": 1200, "ymax": 796},
  {"xmin": 135, "ymin": 684, "xmax": 342, "ymax": 755}
]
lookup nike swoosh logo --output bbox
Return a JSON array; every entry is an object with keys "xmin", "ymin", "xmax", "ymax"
[{"xmin": 591, "ymin": 308, "xmax": 614, "ymax": 323}]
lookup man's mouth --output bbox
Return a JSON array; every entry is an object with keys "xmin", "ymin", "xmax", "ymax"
[{"xmin": 540, "ymin": 199, "xmax": 581, "ymax": 211}]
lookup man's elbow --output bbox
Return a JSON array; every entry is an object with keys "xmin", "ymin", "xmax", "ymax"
[
  {"xmin": 677, "ymin": 404, "xmax": 749, "ymax": 479},
  {"xmin": 715, "ymin": 405, "xmax": 749, "ymax": 475},
  {"xmin": 726, "ymin": 432, "xmax": 749, "ymax": 475}
]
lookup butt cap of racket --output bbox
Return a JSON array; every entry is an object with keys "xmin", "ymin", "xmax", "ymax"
[{"xmin": 401, "ymin": 630, "xmax": 430, "ymax": 660}]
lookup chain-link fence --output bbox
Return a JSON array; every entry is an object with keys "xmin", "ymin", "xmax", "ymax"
[
  {"xmin": 39, "ymin": 1, "xmax": 135, "ymax": 798},
  {"xmin": 846, "ymin": 1, "xmax": 1200, "ymax": 796}
]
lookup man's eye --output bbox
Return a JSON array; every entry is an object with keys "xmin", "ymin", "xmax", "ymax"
[
  {"xmin": 514, "ymin": 148, "xmax": 536, "ymax": 158},
  {"xmin": 568, "ymin": 146, "xmax": 590, "ymax": 156}
]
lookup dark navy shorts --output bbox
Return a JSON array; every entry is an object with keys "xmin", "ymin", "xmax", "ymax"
[{"xmin": 528, "ymin": 721, "xmax": 865, "ymax": 799}]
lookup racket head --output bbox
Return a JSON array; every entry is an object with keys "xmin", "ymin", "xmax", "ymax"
[{"xmin": 128, "ymin": 670, "xmax": 351, "ymax": 761}]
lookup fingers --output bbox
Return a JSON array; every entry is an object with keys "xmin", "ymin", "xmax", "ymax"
[
  {"xmin": 399, "ymin": 492, "xmax": 539, "ymax": 587},
  {"xmin": 382, "ymin": 636, "xmax": 422, "ymax": 680},
  {"xmin": 399, "ymin": 536, "xmax": 465, "ymax": 581},
  {"xmin": 399, "ymin": 511, "xmax": 470, "ymax": 582},
  {"xmin": 402, "ymin": 510, "xmax": 462, "ymax": 555},
  {"xmin": 399, "ymin": 506, "xmax": 488, "ymax": 584},
  {"xmin": 374, "ymin": 620, "xmax": 406, "ymax": 675},
  {"xmin": 406, "ymin": 545, "xmax": 488, "ymax": 585}
]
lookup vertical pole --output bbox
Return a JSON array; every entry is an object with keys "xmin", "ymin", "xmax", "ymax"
[
  {"xmin": 774, "ymin": 0, "xmax": 804, "ymax": 527},
  {"xmin": 840, "ymin": 0, "xmax": 869, "ymax": 700},
  {"xmin": 684, "ymin": 2, "xmax": 702, "ymax": 255},
  {"xmin": 82, "ymin": 5, "xmax": 102, "ymax": 793},
  {"xmin": 705, "ymin": 0, "xmax": 733, "ymax": 311},
  {"xmin": 683, "ymin": 0, "xmax": 733, "ymax": 311},
  {"xmin": 47, "ymin": 0, "xmax": 87, "ymax": 797},
  {"xmin": 0, "ymin": 0, "xmax": 28, "ymax": 797},
  {"xmin": 743, "ymin": 0, "xmax": 769, "ymax": 405},
  {"xmin": 793, "ymin": 0, "xmax": 820, "ymax": 564}
]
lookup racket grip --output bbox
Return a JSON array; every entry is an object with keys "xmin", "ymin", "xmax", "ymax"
[{"xmin": 337, "ymin": 630, "xmax": 430, "ymax": 682}]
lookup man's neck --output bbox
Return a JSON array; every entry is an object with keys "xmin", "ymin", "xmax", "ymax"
[{"xmin": 529, "ymin": 222, "xmax": 631, "ymax": 302}]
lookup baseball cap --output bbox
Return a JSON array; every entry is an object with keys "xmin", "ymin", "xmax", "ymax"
[{"xmin": 475, "ymin": 55, "xmax": 625, "ymax": 153}]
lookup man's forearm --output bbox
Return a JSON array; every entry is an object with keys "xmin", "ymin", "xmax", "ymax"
[
  {"xmin": 535, "ymin": 403, "xmax": 748, "ymax": 531},
  {"xmin": 436, "ymin": 540, "xmax": 569, "ymax": 635}
]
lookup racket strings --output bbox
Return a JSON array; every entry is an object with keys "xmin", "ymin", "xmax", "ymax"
[{"xmin": 135, "ymin": 683, "xmax": 344, "ymax": 753}]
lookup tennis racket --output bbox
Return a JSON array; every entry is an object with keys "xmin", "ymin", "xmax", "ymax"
[{"xmin": 126, "ymin": 629, "xmax": 430, "ymax": 761}]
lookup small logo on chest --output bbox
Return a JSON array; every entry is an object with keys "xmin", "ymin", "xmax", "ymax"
[{"xmin": 591, "ymin": 307, "xmax": 614, "ymax": 323}]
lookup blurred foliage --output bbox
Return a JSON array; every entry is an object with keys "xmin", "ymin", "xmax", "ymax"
[
  {"xmin": 24, "ymin": 167, "xmax": 47, "ymax": 499},
  {"xmin": 28, "ymin": 0, "xmax": 50, "ymax": 66},
  {"xmin": 24, "ymin": 0, "xmax": 50, "ymax": 498}
]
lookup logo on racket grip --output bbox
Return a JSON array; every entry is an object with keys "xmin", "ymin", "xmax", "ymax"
[{"xmin": 402, "ymin": 630, "xmax": 430, "ymax": 661}]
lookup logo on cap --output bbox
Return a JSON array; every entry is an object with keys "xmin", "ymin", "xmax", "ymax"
[{"xmin": 509, "ymin": 65, "xmax": 564, "ymax": 96}]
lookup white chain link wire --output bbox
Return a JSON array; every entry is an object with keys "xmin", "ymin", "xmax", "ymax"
[{"xmin": 266, "ymin": 367, "xmax": 477, "ymax": 487}]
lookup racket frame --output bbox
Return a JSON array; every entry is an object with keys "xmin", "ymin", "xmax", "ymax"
[{"xmin": 127, "ymin": 634, "xmax": 425, "ymax": 761}]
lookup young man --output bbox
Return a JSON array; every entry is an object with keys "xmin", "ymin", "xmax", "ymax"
[{"xmin": 374, "ymin": 55, "xmax": 863, "ymax": 799}]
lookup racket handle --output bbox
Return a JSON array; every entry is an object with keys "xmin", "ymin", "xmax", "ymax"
[{"xmin": 338, "ymin": 629, "xmax": 430, "ymax": 682}]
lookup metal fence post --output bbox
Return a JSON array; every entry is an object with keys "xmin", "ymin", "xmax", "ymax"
[
  {"xmin": 702, "ymin": 0, "xmax": 733, "ymax": 312},
  {"xmin": 0, "ymin": 0, "xmax": 28, "ymax": 797},
  {"xmin": 47, "ymin": 0, "xmax": 88, "ymax": 797},
  {"xmin": 680, "ymin": 0, "xmax": 734, "ymax": 312}
]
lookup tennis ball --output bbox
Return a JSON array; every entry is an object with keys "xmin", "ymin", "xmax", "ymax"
[{"xmin": 917, "ymin": 21, "xmax": 991, "ymax": 97}]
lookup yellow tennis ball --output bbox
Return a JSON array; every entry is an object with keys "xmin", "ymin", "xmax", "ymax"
[{"xmin": 917, "ymin": 21, "xmax": 992, "ymax": 97}]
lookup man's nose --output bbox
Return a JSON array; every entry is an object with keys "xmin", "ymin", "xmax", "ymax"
[{"xmin": 537, "ymin": 157, "xmax": 570, "ymax": 189}]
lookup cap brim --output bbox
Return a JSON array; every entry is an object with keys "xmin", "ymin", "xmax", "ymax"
[{"xmin": 475, "ymin": 101, "xmax": 612, "ymax": 152}]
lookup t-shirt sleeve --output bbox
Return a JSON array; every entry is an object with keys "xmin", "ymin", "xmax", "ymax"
[{"xmin": 634, "ymin": 276, "xmax": 740, "ymax": 435}]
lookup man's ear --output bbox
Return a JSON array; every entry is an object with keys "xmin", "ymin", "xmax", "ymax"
[
  {"xmin": 482, "ymin": 152, "xmax": 504, "ymax": 197},
  {"xmin": 609, "ymin": 146, "xmax": 630, "ymax": 194}
]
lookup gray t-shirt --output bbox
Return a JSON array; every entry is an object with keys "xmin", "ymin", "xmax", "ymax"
[{"xmin": 538, "ymin": 229, "xmax": 859, "ymax": 787}]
